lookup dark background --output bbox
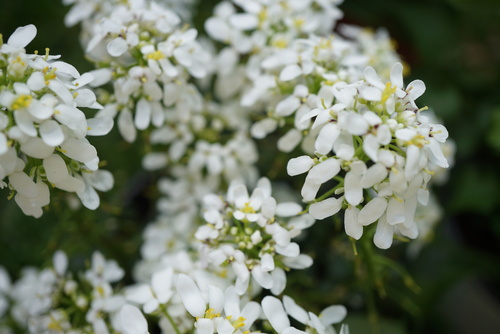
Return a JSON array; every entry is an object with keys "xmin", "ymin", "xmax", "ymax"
[{"xmin": 1, "ymin": 0, "xmax": 500, "ymax": 333}]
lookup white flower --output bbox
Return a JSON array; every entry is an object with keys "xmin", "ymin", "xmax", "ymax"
[
  {"xmin": 85, "ymin": 251, "xmax": 124, "ymax": 286},
  {"xmin": 261, "ymin": 296, "xmax": 307, "ymax": 334},
  {"xmin": 283, "ymin": 295, "xmax": 347, "ymax": 334},
  {"xmin": 119, "ymin": 304, "xmax": 149, "ymax": 334},
  {"xmin": 126, "ymin": 266, "xmax": 175, "ymax": 314}
]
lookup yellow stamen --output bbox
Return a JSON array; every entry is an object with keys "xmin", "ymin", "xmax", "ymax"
[
  {"xmin": 294, "ymin": 18, "xmax": 305, "ymax": 28},
  {"xmin": 146, "ymin": 50, "xmax": 165, "ymax": 60},
  {"xmin": 204, "ymin": 308, "xmax": 221, "ymax": 319},
  {"xmin": 241, "ymin": 202, "xmax": 256, "ymax": 214},
  {"xmin": 11, "ymin": 94, "xmax": 33, "ymax": 110},
  {"xmin": 382, "ymin": 82, "xmax": 396, "ymax": 103}
]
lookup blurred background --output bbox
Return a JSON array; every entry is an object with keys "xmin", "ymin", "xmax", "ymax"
[{"xmin": 1, "ymin": 0, "xmax": 500, "ymax": 333}]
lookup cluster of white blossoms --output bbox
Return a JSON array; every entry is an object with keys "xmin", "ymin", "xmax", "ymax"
[
  {"xmin": 0, "ymin": 0, "xmax": 454, "ymax": 332},
  {"xmin": 70, "ymin": 0, "xmax": 212, "ymax": 144},
  {"xmin": 195, "ymin": 177, "xmax": 315, "ymax": 295},
  {"xmin": 286, "ymin": 62, "xmax": 450, "ymax": 249},
  {"xmin": 0, "ymin": 24, "xmax": 113, "ymax": 217},
  {"xmin": 0, "ymin": 251, "xmax": 126, "ymax": 334}
]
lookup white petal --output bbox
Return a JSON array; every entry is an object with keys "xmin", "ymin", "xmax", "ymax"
[
  {"xmin": 301, "ymin": 179, "xmax": 321, "ymax": 202},
  {"xmin": 363, "ymin": 134, "xmax": 379, "ymax": 162},
  {"xmin": 86, "ymin": 170, "xmax": 114, "ymax": 192},
  {"xmin": 118, "ymin": 109, "xmax": 137, "ymax": 142},
  {"xmin": 208, "ymin": 285, "xmax": 224, "ymax": 314},
  {"xmin": 88, "ymin": 68, "xmax": 113, "ymax": 87},
  {"xmin": 405, "ymin": 145, "xmax": 421, "ymax": 181},
  {"xmin": 9, "ymin": 172, "xmax": 38, "ymax": 198},
  {"xmin": 275, "ymin": 242, "xmax": 300, "ymax": 257},
  {"xmin": 364, "ymin": 66, "xmax": 384, "ymax": 89},
  {"xmin": 119, "ymin": 304, "xmax": 148, "ymax": 334},
  {"xmin": 108, "ymin": 37, "xmax": 128, "ymax": 57},
  {"xmin": 407, "ymin": 80, "xmax": 426, "ymax": 101},
  {"xmin": 390, "ymin": 62, "xmax": 404, "ymax": 88},
  {"xmin": 427, "ymin": 138, "xmax": 449, "ymax": 168},
  {"xmin": 396, "ymin": 128, "xmax": 417, "ymax": 142},
  {"xmin": 361, "ymin": 163, "xmax": 388, "ymax": 188},
  {"xmin": 205, "ymin": 17, "xmax": 231, "ymax": 42},
  {"xmin": 20, "ymin": 137, "xmax": 54, "ymax": 159},
  {"xmin": 87, "ymin": 117, "xmax": 114, "ymax": 136},
  {"xmin": 386, "ymin": 197, "xmax": 405, "ymax": 225},
  {"xmin": 270, "ymin": 268, "xmax": 287, "ymax": 295},
  {"xmin": 276, "ymin": 96, "xmax": 300, "ymax": 116},
  {"xmin": 7, "ymin": 24, "xmax": 37, "ymax": 48},
  {"xmin": 74, "ymin": 88, "xmax": 97, "ymax": 107},
  {"xmin": 0, "ymin": 133, "xmax": 7, "ymax": 155},
  {"xmin": 287, "ymin": 156, "xmax": 314, "ymax": 176},
  {"xmin": 56, "ymin": 175, "xmax": 85, "ymax": 193},
  {"xmin": 358, "ymin": 197, "xmax": 387, "ymax": 226},
  {"xmin": 283, "ymin": 296, "xmax": 309, "ymax": 325},
  {"xmin": 373, "ymin": 215, "xmax": 393, "ymax": 249},
  {"xmin": 54, "ymin": 104, "xmax": 87, "ymax": 137},
  {"xmin": 52, "ymin": 61, "xmax": 80, "ymax": 78},
  {"xmin": 49, "ymin": 80, "xmax": 74, "ymax": 105},
  {"xmin": 262, "ymin": 296, "xmax": 290, "ymax": 333},
  {"xmin": 342, "ymin": 112, "xmax": 369, "ymax": 135},
  {"xmin": 275, "ymin": 202, "xmax": 302, "ymax": 217},
  {"xmin": 282, "ymin": 254, "xmax": 313, "ymax": 269},
  {"xmin": 319, "ymin": 305, "xmax": 347, "ymax": 325},
  {"xmin": 309, "ymin": 197, "xmax": 342, "ymax": 220},
  {"xmin": 344, "ymin": 206, "xmax": 362, "ymax": 240},
  {"xmin": 77, "ymin": 180, "xmax": 100, "ymax": 209},
  {"xmin": 252, "ymin": 265, "xmax": 273, "ymax": 289},
  {"xmin": 241, "ymin": 301, "xmax": 261, "ymax": 328},
  {"xmin": 43, "ymin": 154, "xmax": 69, "ymax": 184},
  {"xmin": 60, "ymin": 138, "xmax": 97, "ymax": 163},
  {"xmin": 135, "ymin": 98, "xmax": 151, "ymax": 130},
  {"xmin": 197, "ymin": 318, "xmax": 215, "ymax": 334},
  {"xmin": 359, "ymin": 86, "xmax": 382, "ymax": 101},
  {"xmin": 14, "ymin": 110, "xmax": 36, "ymax": 137},
  {"xmin": 306, "ymin": 158, "xmax": 340, "ymax": 184},
  {"xmin": 53, "ymin": 250, "xmax": 68, "ymax": 276},
  {"xmin": 125, "ymin": 284, "xmax": 153, "ymax": 304},
  {"xmin": 229, "ymin": 13, "xmax": 258, "ymax": 30},
  {"xmin": 344, "ymin": 171, "xmax": 363, "ymax": 206},
  {"xmin": 175, "ymin": 273, "xmax": 205, "ymax": 318},
  {"xmin": 217, "ymin": 319, "xmax": 235, "ymax": 334},
  {"xmin": 40, "ymin": 120, "xmax": 64, "ymax": 146},
  {"xmin": 261, "ymin": 253, "xmax": 275, "ymax": 271},
  {"xmin": 251, "ymin": 118, "xmax": 277, "ymax": 139},
  {"xmin": 315, "ymin": 122, "xmax": 340, "ymax": 155},
  {"xmin": 280, "ymin": 64, "xmax": 302, "ymax": 82},
  {"xmin": 390, "ymin": 169, "xmax": 407, "ymax": 194},
  {"xmin": 377, "ymin": 124, "xmax": 392, "ymax": 145},
  {"xmin": 278, "ymin": 128, "xmax": 302, "ymax": 152},
  {"xmin": 27, "ymin": 72, "xmax": 45, "ymax": 91}
]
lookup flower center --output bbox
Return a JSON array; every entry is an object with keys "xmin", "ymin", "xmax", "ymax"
[
  {"xmin": 241, "ymin": 202, "xmax": 256, "ymax": 214},
  {"xmin": 204, "ymin": 308, "xmax": 221, "ymax": 319},
  {"xmin": 146, "ymin": 50, "xmax": 166, "ymax": 60},
  {"xmin": 11, "ymin": 94, "xmax": 32, "ymax": 110},
  {"xmin": 227, "ymin": 315, "xmax": 247, "ymax": 330},
  {"xmin": 381, "ymin": 82, "xmax": 397, "ymax": 103}
]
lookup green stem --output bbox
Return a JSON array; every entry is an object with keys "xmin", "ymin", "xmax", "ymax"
[
  {"xmin": 159, "ymin": 304, "xmax": 181, "ymax": 334},
  {"xmin": 358, "ymin": 233, "xmax": 381, "ymax": 334}
]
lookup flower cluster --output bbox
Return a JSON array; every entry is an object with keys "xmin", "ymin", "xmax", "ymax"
[
  {"xmin": 287, "ymin": 62, "xmax": 449, "ymax": 248},
  {"xmin": 0, "ymin": 251, "xmax": 125, "ymax": 333},
  {"xmin": 195, "ymin": 177, "xmax": 315, "ymax": 295},
  {"xmin": 0, "ymin": 0, "xmax": 454, "ymax": 333},
  {"xmin": 74, "ymin": 0, "xmax": 212, "ymax": 143},
  {"xmin": 0, "ymin": 24, "xmax": 113, "ymax": 217}
]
